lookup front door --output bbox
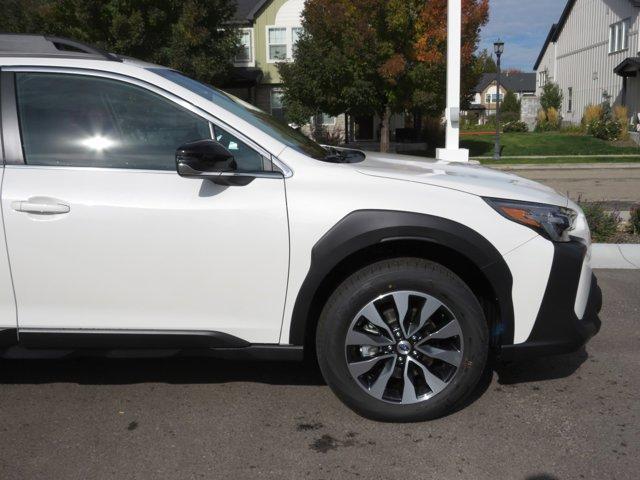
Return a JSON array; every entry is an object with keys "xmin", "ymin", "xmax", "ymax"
[{"xmin": 1, "ymin": 71, "xmax": 289, "ymax": 344}]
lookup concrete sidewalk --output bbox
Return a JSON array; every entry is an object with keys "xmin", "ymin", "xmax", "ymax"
[{"xmin": 592, "ymin": 243, "xmax": 640, "ymax": 269}]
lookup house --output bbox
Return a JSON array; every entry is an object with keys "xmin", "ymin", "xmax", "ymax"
[
  {"xmin": 534, "ymin": 0, "xmax": 640, "ymax": 125},
  {"xmin": 472, "ymin": 72, "xmax": 536, "ymax": 119},
  {"xmin": 223, "ymin": 0, "xmax": 407, "ymax": 144}
]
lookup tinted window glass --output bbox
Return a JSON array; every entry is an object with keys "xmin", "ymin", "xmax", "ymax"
[
  {"xmin": 149, "ymin": 68, "xmax": 328, "ymax": 160},
  {"xmin": 16, "ymin": 73, "xmax": 210, "ymax": 170},
  {"xmin": 213, "ymin": 125, "xmax": 267, "ymax": 172}
]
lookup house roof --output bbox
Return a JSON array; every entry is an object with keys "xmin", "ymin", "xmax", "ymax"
[
  {"xmin": 230, "ymin": 0, "xmax": 271, "ymax": 24},
  {"xmin": 474, "ymin": 72, "xmax": 536, "ymax": 93},
  {"xmin": 534, "ymin": 0, "xmax": 640, "ymax": 70}
]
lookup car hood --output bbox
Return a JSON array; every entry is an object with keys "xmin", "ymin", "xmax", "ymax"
[{"xmin": 354, "ymin": 151, "xmax": 571, "ymax": 207}]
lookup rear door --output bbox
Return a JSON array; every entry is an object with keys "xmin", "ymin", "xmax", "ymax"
[{"xmin": 0, "ymin": 69, "xmax": 289, "ymax": 345}]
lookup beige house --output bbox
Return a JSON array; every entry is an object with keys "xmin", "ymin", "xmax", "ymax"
[
  {"xmin": 469, "ymin": 72, "xmax": 536, "ymax": 121},
  {"xmin": 223, "ymin": 0, "xmax": 409, "ymax": 144}
]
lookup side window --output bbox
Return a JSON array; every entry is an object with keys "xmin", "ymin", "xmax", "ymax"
[
  {"xmin": 213, "ymin": 124, "xmax": 271, "ymax": 172},
  {"xmin": 15, "ymin": 72, "xmax": 210, "ymax": 170}
]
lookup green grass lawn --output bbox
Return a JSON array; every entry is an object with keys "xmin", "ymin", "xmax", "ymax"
[
  {"xmin": 461, "ymin": 132, "xmax": 640, "ymax": 157},
  {"xmin": 478, "ymin": 156, "xmax": 640, "ymax": 165}
]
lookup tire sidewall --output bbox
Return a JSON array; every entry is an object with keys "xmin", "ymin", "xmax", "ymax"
[{"xmin": 317, "ymin": 259, "xmax": 488, "ymax": 422}]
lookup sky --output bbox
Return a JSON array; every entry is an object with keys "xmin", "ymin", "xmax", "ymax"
[{"xmin": 478, "ymin": 0, "xmax": 568, "ymax": 72}]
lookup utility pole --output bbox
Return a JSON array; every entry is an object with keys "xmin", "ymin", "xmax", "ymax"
[{"xmin": 436, "ymin": 0, "xmax": 469, "ymax": 162}]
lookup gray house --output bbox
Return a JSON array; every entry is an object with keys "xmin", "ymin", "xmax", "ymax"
[{"xmin": 535, "ymin": 0, "xmax": 640, "ymax": 124}]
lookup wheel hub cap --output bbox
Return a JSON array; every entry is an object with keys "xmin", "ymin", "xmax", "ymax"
[{"xmin": 396, "ymin": 340, "xmax": 412, "ymax": 355}]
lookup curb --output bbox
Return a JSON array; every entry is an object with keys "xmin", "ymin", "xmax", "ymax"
[
  {"xmin": 485, "ymin": 162, "xmax": 640, "ymax": 171},
  {"xmin": 592, "ymin": 243, "xmax": 640, "ymax": 269}
]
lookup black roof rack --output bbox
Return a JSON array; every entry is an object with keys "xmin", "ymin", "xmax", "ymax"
[{"xmin": 0, "ymin": 33, "xmax": 122, "ymax": 62}]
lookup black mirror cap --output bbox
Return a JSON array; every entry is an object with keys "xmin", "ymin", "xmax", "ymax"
[{"xmin": 176, "ymin": 139, "xmax": 237, "ymax": 174}]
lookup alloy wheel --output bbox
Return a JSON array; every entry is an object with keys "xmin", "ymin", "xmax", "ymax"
[{"xmin": 344, "ymin": 291, "xmax": 464, "ymax": 405}]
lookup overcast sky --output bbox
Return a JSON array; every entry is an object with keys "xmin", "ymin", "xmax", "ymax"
[{"xmin": 478, "ymin": 0, "xmax": 567, "ymax": 72}]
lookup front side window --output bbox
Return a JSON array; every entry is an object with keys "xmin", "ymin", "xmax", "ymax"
[
  {"xmin": 15, "ymin": 73, "xmax": 210, "ymax": 170},
  {"xmin": 213, "ymin": 124, "xmax": 269, "ymax": 172},
  {"xmin": 268, "ymin": 27, "xmax": 287, "ymax": 61},
  {"xmin": 609, "ymin": 19, "xmax": 629, "ymax": 53},
  {"xmin": 150, "ymin": 68, "xmax": 328, "ymax": 160}
]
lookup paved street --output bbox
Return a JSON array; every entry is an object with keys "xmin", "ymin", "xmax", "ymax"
[
  {"xmin": 494, "ymin": 164, "xmax": 640, "ymax": 208},
  {"xmin": 0, "ymin": 270, "xmax": 638, "ymax": 480}
]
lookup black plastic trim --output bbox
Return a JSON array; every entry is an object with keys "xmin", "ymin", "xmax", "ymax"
[
  {"xmin": 1, "ymin": 344, "xmax": 304, "ymax": 361},
  {"xmin": 18, "ymin": 329, "xmax": 251, "ymax": 350},
  {"xmin": 501, "ymin": 242, "xmax": 602, "ymax": 361},
  {"xmin": 288, "ymin": 209, "xmax": 515, "ymax": 346},
  {"xmin": 0, "ymin": 328, "xmax": 18, "ymax": 347},
  {"xmin": 0, "ymin": 71, "xmax": 24, "ymax": 165}
]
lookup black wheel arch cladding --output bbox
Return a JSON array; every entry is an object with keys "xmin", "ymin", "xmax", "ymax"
[{"xmin": 288, "ymin": 209, "xmax": 515, "ymax": 347}]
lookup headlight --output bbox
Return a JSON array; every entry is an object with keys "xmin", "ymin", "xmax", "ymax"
[{"xmin": 484, "ymin": 197, "xmax": 577, "ymax": 242}]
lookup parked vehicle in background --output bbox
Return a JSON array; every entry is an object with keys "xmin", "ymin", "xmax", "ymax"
[{"xmin": 0, "ymin": 35, "xmax": 601, "ymax": 422}]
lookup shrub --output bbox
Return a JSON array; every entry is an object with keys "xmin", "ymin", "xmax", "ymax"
[
  {"xmin": 501, "ymin": 90, "xmax": 521, "ymax": 115},
  {"xmin": 580, "ymin": 202, "xmax": 621, "ymax": 242},
  {"xmin": 613, "ymin": 105, "xmax": 630, "ymax": 140},
  {"xmin": 630, "ymin": 205, "xmax": 640, "ymax": 234},
  {"xmin": 503, "ymin": 121, "xmax": 528, "ymax": 132},
  {"xmin": 499, "ymin": 111, "xmax": 520, "ymax": 124},
  {"xmin": 535, "ymin": 107, "xmax": 561, "ymax": 131},
  {"xmin": 582, "ymin": 104, "xmax": 603, "ymax": 129},
  {"xmin": 587, "ymin": 118, "xmax": 621, "ymax": 141},
  {"xmin": 540, "ymin": 83, "xmax": 563, "ymax": 111}
]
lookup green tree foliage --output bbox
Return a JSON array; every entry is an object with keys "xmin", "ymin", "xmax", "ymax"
[
  {"xmin": 501, "ymin": 90, "xmax": 521, "ymax": 115},
  {"xmin": 540, "ymin": 82, "xmax": 563, "ymax": 112},
  {"xmin": 473, "ymin": 48, "xmax": 497, "ymax": 74},
  {"xmin": 278, "ymin": 0, "xmax": 489, "ymax": 152},
  {"xmin": 0, "ymin": 0, "xmax": 240, "ymax": 86}
]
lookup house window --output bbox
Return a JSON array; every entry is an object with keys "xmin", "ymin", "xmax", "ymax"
[
  {"xmin": 270, "ymin": 89, "xmax": 286, "ymax": 120},
  {"xmin": 485, "ymin": 93, "xmax": 502, "ymax": 103},
  {"xmin": 609, "ymin": 19, "xmax": 629, "ymax": 53},
  {"xmin": 268, "ymin": 27, "xmax": 287, "ymax": 61},
  {"xmin": 567, "ymin": 87, "xmax": 573, "ymax": 112},
  {"xmin": 235, "ymin": 29, "xmax": 253, "ymax": 63},
  {"xmin": 291, "ymin": 27, "xmax": 303, "ymax": 57},
  {"xmin": 539, "ymin": 70, "xmax": 548, "ymax": 87}
]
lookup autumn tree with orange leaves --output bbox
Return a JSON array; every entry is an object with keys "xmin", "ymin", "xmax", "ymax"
[{"xmin": 278, "ymin": 0, "xmax": 489, "ymax": 152}]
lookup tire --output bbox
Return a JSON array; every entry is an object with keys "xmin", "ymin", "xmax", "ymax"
[{"xmin": 316, "ymin": 257, "xmax": 488, "ymax": 422}]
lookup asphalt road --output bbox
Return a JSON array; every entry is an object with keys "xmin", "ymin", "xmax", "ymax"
[
  {"xmin": 497, "ymin": 165, "xmax": 640, "ymax": 208},
  {"xmin": 1, "ymin": 270, "xmax": 638, "ymax": 480}
]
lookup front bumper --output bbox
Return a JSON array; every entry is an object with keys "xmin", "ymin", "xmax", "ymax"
[{"xmin": 501, "ymin": 240, "xmax": 602, "ymax": 361}]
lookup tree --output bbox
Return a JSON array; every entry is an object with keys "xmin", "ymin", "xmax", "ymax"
[
  {"xmin": 473, "ymin": 48, "xmax": 497, "ymax": 74},
  {"xmin": 540, "ymin": 82, "xmax": 563, "ymax": 112},
  {"xmin": 278, "ymin": 0, "xmax": 489, "ymax": 152},
  {"xmin": 0, "ymin": 0, "xmax": 240, "ymax": 86},
  {"xmin": 501, "ymin": 90, "xmax": 521, "ymax": 114}
]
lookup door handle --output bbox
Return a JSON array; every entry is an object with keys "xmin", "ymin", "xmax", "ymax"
[{"xmin": 11, "ymin": 200, "xmax": 70, "ymax": 215}]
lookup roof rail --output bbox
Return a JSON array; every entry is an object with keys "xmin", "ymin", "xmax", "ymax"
[{"xmin": 0, "ymin": 33, "xmax": 123, "ymax": 62}]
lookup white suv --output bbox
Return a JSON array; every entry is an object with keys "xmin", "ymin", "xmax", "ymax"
[{"xmin": 0, "ymin": 35, "xmax": 601, "ymax": 422}]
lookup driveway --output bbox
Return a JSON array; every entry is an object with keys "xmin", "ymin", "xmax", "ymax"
[{"xmin": 0, "ymin": 270, "xmax": 638, "ymax": 480}]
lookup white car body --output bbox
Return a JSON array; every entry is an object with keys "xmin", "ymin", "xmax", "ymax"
[{"xmin": 0, "ymin": 40, "xmax": 600, "ymax": 367}]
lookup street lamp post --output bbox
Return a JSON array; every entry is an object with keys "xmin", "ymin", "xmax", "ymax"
[{"xmin": 493, "ymin": 40, "xmax": 504, "ymax": 160}]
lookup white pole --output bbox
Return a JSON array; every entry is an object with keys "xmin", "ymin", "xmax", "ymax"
[{"xmin": 436, "ymin": 0, "xmax": 469, "ymax": 162}]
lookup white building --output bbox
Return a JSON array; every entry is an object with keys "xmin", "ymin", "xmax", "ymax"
[{"xmin": 535, "ymin": 0, "xmax": 640, "ymax": 124}]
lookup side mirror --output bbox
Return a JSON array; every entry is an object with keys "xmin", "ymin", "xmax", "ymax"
[{"xmin": 176, "ymin": 139, "xmax": 237, "ymax": 178}]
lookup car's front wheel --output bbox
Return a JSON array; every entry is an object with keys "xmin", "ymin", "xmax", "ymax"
[{"xmin": 316, "ymin": 257, "xmax": 488, "ymax": 422}]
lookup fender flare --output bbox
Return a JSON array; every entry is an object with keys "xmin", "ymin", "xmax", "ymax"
[{"xmin": 288, "ymin": 209, "xmax": 515, "ymax": 346}]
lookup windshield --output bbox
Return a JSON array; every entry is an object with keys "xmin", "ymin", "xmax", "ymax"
[{"xmin": 148, "ymin": 68, "xmax": 328, "ymax": 160}]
